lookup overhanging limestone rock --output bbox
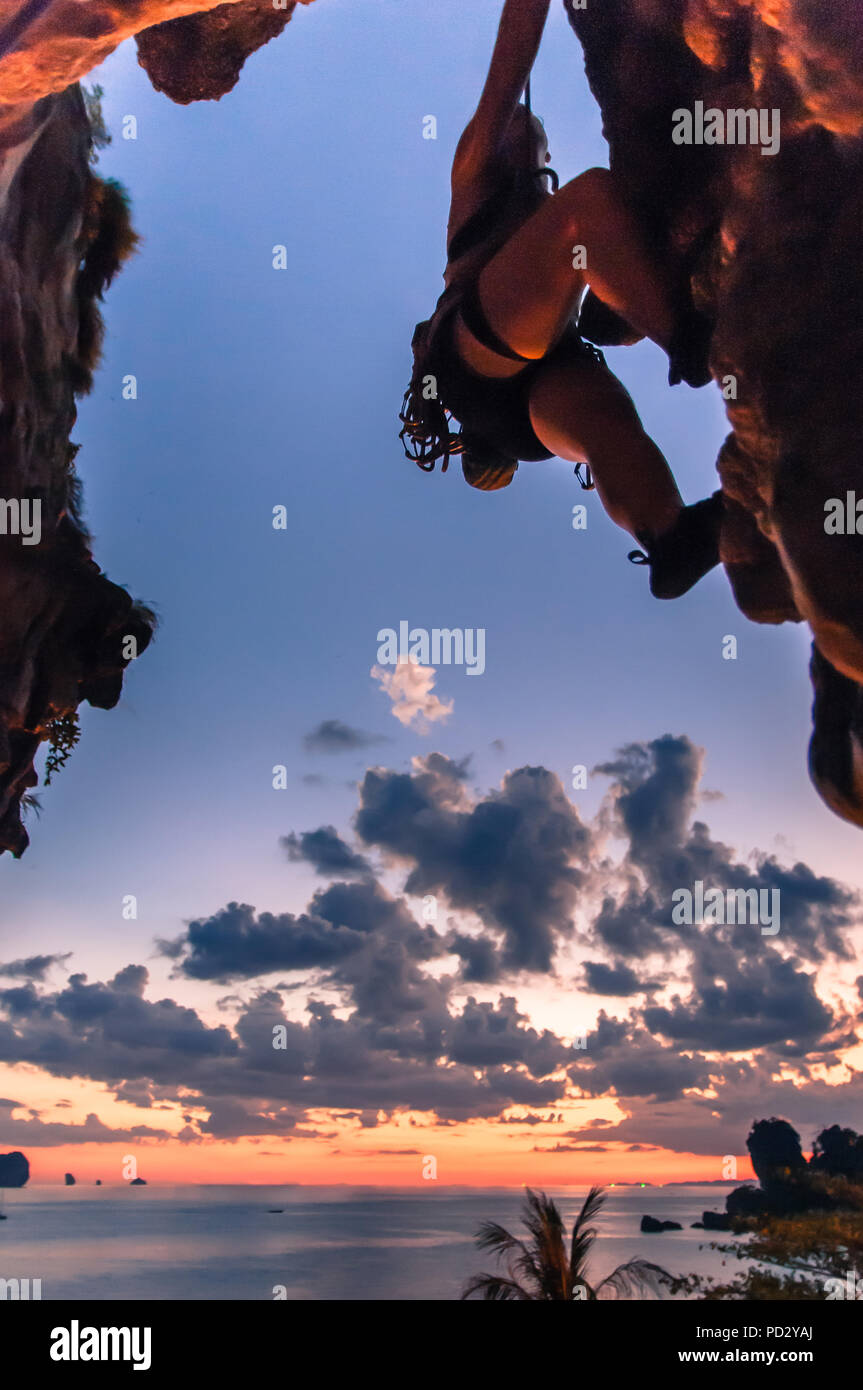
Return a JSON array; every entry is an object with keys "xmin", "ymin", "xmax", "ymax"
[
  {"xmin": 136, "ymin": 0, "xmax": 297, "ymax": 105},
  {"xmin": 0, "ymin": 0, "xmax": 307, "ymax": 108},
  {"xmin": 567, "ymin": 0, "xmax": 863, "ymax": 823}
]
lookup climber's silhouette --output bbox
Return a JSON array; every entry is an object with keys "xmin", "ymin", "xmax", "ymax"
[{"xmin": 400, "ymin": 0, "xmax": 721, "ymax": 599}]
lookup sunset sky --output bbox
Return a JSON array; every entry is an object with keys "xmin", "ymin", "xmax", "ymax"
[{"xmin": 0, "ymin": 0, "xmax": 861, "ymax": 1188}]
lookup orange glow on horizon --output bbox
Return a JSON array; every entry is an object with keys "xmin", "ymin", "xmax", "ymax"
[{"xmin": 14, "ymin": 1134, "xmax": 756, "ymax": 1189}]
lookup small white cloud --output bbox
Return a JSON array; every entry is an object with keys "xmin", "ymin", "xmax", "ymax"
[{"xmin": 370, "ymin": 660, "xmax": 453, "ymax": 732}]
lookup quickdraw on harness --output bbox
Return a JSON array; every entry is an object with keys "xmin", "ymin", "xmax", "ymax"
[{"xmin": 522, "ymin": 76, "xmax": 560, "ymax": 194}]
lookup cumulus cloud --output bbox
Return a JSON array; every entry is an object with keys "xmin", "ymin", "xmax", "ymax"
[
  {"xmin": 370, "ymin": 660, "xmax": 453, "ymax": 731},
  {"xmin": 3, "ymin": 735, "xmax": 860, "ymax": 1155},
  {"xmin": 355, "ymin": 754, "xmax": 591, "ymax": 974},
  {"xmin": 0, "ymin": 974, "xmax": 573, "ymax": 1134},
  {"xmin": 588, "ymin": 735, "xmax": 858, "ymax": 1056},
  {"xmin": 161, "ymin": 901, "xmax": 368, "ymax": 983}
]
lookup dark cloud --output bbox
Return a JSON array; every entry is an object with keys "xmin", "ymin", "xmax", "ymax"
[
  {"xmin": 582, "ymin": 961, "xmax": 649, "ymax": 996},
  {"xmin": 303, "ymin": 720, "xmax": 389, "ymax": 754},
  {"xmin": 595, "ymin": 735, "xmax": 702, "ymax": 874},
  {"xmin": 281, "ymin": 826, "xmax": 372, "ymax": 879},
  {"xmin": 592, "ymin": 736, "xmax": 858, "ymax": 967},
  {"xmin": 355, "ymin": 755, "xmax": 592, "ymax": 974},
  {"xmin": 0, "ymin": 1098, "xmax": 171, "ymax": 1147},
  {"xmin": 197, "ymin": 1100, "xmax": 301, "ymax": 1140},
  {"xmin": 533, "ymin": 1142, "xmax": 610, "ymax": 1153},
  {"xmin": 364, "ymin": 1147, "xmax": 422, "ymax": 1156},
  {"xmin": 572, "ymin": 1017, "xmax": 710, "ymax": 1102},
  {"xmin": 0, "ymin": 959, "xmax": 575, "ymax": 1138},
  {"xmin": 587, "ymin": 735, "xmax": 859, "ymax": 1059},
  {"xmin": 446, "ymin": 931, "xmax": 503, "ymax": 984},
  {"xmin": 494, "ymin": 1111, "xmax": 562, "ymax": 1125},
  {"xmin": 162, "ymin": 902, "xmax": 368, "ymax": 982},
  {"xmin": 0, "ymin": 953, "xmax": 71, "ymax": 981},
  {"xmin": 643, "ymin": 955, "xmax": 834, "ymax": 1053},
  {"xmin": 448, "ymin": 996, "xmax": 573, "ymax": 1074},
  {"xmin": 565, "ymin": 1062, "xmax": 863, "ymax": 1158}
]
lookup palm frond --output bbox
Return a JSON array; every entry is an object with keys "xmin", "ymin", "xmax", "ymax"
[
  {"xmin": 474, "ymin": 1218, "xmax": 543, "ymax": 1294},
  {"xmin": 570, "ymin": 1184, "xmax": 607, "ymax": 1278},
  {"xmin": 461, "ymin": 1273, "xmax": 532, "ymax": 1301},
  {"xmin": 596, "ymin": 1257, "xmax": 673, "ymax": 1301},
  {"xmin": 474, "ymin": 1220, "xmax": 525, "ymax": 1257},
  {"xmin": 520, "ymin": 1188, "xmax": 571, "ymax": 1299}
]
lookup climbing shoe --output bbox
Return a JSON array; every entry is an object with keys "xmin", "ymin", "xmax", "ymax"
[{"xmin": 628, "ymin": 492, "xmax": 723, "ymax": 600}]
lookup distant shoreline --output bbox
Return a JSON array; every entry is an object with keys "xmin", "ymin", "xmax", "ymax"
[{"xmin": 9, "ymin": 1179, "xmax": 742, "ymax": 1190}]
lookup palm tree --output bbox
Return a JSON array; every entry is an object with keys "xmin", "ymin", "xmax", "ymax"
[{"xmin": 462, "ymin": 1186, "xmax": 672, "ymax": 1301}]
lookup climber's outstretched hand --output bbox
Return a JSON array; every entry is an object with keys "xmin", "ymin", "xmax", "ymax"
[{"xmin": 456, "ymin": 0, "xmax": 551, "ymax": 175}]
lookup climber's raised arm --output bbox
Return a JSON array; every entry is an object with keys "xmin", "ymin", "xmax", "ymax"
[{"xmin": 455, "ymin": 0, "xmax": 551, "ymax": 174}]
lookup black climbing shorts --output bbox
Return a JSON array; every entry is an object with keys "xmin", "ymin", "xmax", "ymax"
[{"xmin": 431, "ymin": 309, "xmax": 606, "ymax": 464}]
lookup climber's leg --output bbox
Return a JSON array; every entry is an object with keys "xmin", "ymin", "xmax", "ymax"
[
  {"xmin": 527, "ymin": 350, "xmax": 682, "ymax": 538},
  {"xmin": 453, "ymin": 167, "xmax": 677, "ymax": 380},
  {"xmin": 528, "ymin": 349, "xmax": 722, "ymax": 597}
]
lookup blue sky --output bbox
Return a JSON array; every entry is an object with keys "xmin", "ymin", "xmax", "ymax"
[{"xmin": 0, "ymin": 0, "xmax": 859, "ymax": 1181}]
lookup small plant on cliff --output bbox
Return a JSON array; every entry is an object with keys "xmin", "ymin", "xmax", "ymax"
[
  {"xmin": 82, "ymin": 84, "xmax": 112, "ymax": 165},
  {"xmin": 43, "ymin": 713, "xmax": 82, "ymax": 786}
]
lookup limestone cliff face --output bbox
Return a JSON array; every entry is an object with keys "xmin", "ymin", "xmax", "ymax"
[
  {"xmin": 567, "ymin": 0, "xmax": 863, "ymax": 823},
  {"xmin": 0, "ymin": 2, "xmax": 304, "ymax": 854},
  {"xmin": 0, "ymin": 87, "xmax": 154, "ymax": 856}
]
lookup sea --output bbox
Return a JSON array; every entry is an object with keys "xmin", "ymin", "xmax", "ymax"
[{"xmin": 0, "ymin": 1183, "xmax": 751, "ymax": 1300}]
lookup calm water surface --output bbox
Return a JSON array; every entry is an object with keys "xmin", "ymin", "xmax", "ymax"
[{"xmin": 0, "ymin": 1184, "xmax": 747, "ymax": 1300}]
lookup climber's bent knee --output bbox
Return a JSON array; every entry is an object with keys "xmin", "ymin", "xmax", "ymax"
[{"xmin": 555, "ymin": 167, "xmax": 619, "ymax": 240}]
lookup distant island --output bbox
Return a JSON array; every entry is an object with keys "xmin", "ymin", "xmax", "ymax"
[
  {"xmin": 662, "ymin": 1180, "xmax": 739, "ymax": 1187},
  {"xmin": 0, "ymin": 1151, "xmax": 29, "ymax": 1187}
]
